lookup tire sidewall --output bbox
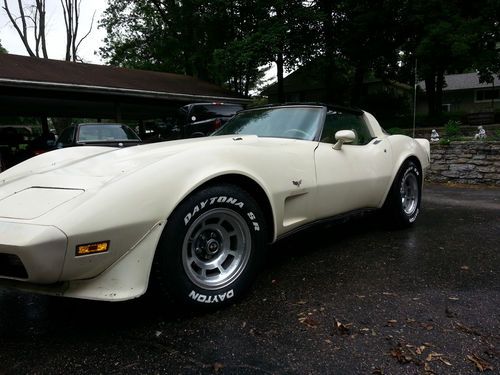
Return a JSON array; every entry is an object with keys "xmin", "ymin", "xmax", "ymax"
[
  {"xmin": 395, "ymin": 162, "xmax": 421, "ymax": 225},
  {"xmin": 154, "ymin": 184, "xmax": 266, "ymax": 307}
]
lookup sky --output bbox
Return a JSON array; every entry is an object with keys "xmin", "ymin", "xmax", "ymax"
[{"xmin": 0, "ymin": 0, "xmax": 107, "ymax": 63}]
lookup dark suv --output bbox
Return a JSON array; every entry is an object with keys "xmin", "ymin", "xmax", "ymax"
[{"xmin": 179, "ymin": 103, "xmax": 243, "ymax": 137}]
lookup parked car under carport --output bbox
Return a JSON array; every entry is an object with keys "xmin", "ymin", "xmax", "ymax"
[{"xmin": 56, "ymin": 123, "xmax": 142, "ymax": 148}]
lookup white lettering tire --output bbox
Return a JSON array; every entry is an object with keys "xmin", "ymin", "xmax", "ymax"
[{"xmin": 152, "ymin": 184, "xmax": 266, "ymax": 308}]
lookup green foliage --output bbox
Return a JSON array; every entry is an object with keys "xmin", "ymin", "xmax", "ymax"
[
  {"xmin": 444, "ymin": 120, "xmax": 461, "ymax": 138},
  {"xmin": 439, "ymin": 138, "xmax": 451, "ymax": 145},
  {"xmin": 0, "ymin": 116, "xmax": 39, "ymax": 126},
  {"xmin": 0, "ymin": 40, "xmax": 6, "ymax": 54},
  {"xmin": 492, "ymin": 130, "xmax": 500, "ymax": 141},
  {"xmin": 98, "ymin": 0, "xmax": 500, "ymax": 104},
  {"xmin": 328, "ymin": 0, "xmax": 406, "ymax": 104},
  {"xmin": 360, "ymin": 90, "xmax": 411, "ymax": 120},
  {"xmin": 401, "ymin": 0, "xmax": 500, "ymax": 115},
  {"xmin": 99, "ymin": 0, "xmax": 319, "ymax": 96},
  {"xmin": 99, "ymin": 0, "xmax": 238, "ymax": 80},
  {"xmin": 248, "ymin": 96, "xmax": 269, "ymax": 108}
]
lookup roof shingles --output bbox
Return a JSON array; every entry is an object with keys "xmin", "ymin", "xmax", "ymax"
[
  {"xmin": 418, "ymin": 72, "xmax": 500, "ymax": 92},
  {"xmin": 0, "ymin": 54, "xmax": 239, "ymax": 98}
]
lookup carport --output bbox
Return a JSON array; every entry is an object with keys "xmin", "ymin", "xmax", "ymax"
[{"xmin": 0, "ymin": 54, "xmax": 247, "ymax": 134}]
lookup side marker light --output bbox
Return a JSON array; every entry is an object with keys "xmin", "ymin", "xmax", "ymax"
[{"xmin": 76, "ymin": 241, "xmax": 110, "ymax": 256}]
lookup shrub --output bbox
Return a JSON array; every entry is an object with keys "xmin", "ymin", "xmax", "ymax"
[
  {"xmin": 444, "ymin": 120, "xmax": 461, "ymax": 138},
  {"xmin": 439, "ymin": 138, "xmax": 451, "ymax": 145},
  {"xmin": 387, "ymin": 127, "xmax": 407, "ymax": 135}
]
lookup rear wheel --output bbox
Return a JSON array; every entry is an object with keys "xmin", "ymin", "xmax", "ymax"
[
  {"xmin": 153, "ymin": 184, "xmax": 266, "ymax": 308},
  {"xmin": 383, "ymin": 160, "xmax": 422, "ymax": 228}
]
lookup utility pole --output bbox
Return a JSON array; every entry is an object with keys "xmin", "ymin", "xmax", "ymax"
[{"xmin": 413, "ymin": 58, "xmax": 418, "ymax": 138}]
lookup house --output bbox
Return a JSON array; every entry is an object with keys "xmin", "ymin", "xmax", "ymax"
[{"xmin": 417, "ymin": 72, "xmax": 500, "ymax": 115}]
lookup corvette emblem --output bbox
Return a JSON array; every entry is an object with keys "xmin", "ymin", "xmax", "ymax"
[{"xmin": 292, "ymin": 179, "xmax": 302, "ymax": 188}]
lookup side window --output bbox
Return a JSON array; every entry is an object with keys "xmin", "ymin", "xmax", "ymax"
[
  {"xmin": 189, "ymin": 105, "xmax": 242, "ymax": 123},
  {"xmin": 321, "ymin": 112, "xmax": 372, "ymax": 145},
  {"xmin": 321, "ymin": 114, "xmax": 340, "ymax": 144},
  {"xmin": 190, "ymin": 106, "xmax": 213, "ymax": 122}
]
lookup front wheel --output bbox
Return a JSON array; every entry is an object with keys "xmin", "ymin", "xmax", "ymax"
[
  {"xmin": 152, "ymin": 184, "xmax": 267, "ymax": 308},
  {"xmin": 383, "ymin": 160, "xmax": 422, "ymax": 228}
]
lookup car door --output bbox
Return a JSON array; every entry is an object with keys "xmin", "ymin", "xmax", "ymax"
[{"xmin": 313, "ymin": 110, "xmax": 392, "ymax": 219}]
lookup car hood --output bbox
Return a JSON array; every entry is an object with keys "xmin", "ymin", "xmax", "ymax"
[
  {"xmin": 0, "ymin": 135, "xmax": 312, "ymax": 222},
  {"xmin": 0, "ymin": 135, "xmax": 263, "ymax": 192}
]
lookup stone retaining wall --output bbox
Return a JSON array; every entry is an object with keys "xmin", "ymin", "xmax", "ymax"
[{"xmin": 427, "ymin": 141, "xmax": 500, "ymax": 185}]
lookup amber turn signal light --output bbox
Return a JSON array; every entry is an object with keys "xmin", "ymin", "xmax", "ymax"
[{"xmin": 76, "ymin": 241, "xmax": 110, "ymax": 256}]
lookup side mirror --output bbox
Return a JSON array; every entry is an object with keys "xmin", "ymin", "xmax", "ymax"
[{"xmin": 333, "ymin": 130, "xmax": 355, "ymax": 150}]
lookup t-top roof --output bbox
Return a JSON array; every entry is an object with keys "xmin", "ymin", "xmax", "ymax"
[{"xmin": 0, "ymin": 54, "xmax": 247, "ymax": 103}]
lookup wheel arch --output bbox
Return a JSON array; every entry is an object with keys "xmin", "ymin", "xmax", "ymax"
[
  {"xmin": 381, "ymin": 155, "xmax": 423, "ymax": 207},
  {"xmin": 405, "ymin": 155, "xmax": 423, "ymax": 176},
  {"xmin": 174, "ymin": 173, "xmax": 275, "ymax": 243}
]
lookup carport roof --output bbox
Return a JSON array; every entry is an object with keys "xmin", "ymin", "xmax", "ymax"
[{"xmin": 0, "ymin": 54, "xmax": 247, "ymax": 103}]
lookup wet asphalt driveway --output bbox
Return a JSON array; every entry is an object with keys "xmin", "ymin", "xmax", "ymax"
[{"xmin": 0, "ymin": 183, "xmax": 499, "ymax": 374}]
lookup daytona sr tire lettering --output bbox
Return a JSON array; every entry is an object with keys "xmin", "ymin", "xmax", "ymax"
[
  {"xmin": 189, "ymin": 289, "xmax": 234, "ymax": 303},
  {"xmin": 183, "ymin": 196, "xmax": 244, "ymax": 225},
  {"xmin": 153, "ymin": 184, "xmax": 267, "ymax": 308}
]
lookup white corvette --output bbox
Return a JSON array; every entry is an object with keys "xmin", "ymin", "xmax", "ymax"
[{"xmin": 0, "ymin": 104, "xmax": 430, "ymax": 307}]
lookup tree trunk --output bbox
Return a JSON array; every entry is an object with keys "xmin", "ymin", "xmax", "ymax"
[
  {"xmin": 3, "ymin": 0, "xmax": 36, "ymax": 57},
  {"xmin": 180, "ymin": 0, "xmax": 195, "ymax": 76},
  {"xmin": 37, "ymin": 0, "xmax": 48, "ymax": 58},
  {"xmin": 244, "ymin": 69, "xmax": 250, "ymax": 97},
  {"xmin": 351, "ymin": 64, "xmax": 365, "ymax": 106},
  {"xmin": 62, "ymin": 0, "xmax": 73, "ymax": 61},
  {"xmin": 424, "ymin": 74, "xmax": 436, "ymax": 117},
  {"xmin": 72, "ymin": 0, "xmax": 79, "ymax": 61},
  {"xmin": 40, "ymin": 116, "xmax": 49, "ymax": 137},
  {"xmin": 435, "ymin": 69, "xmax": 445, "ymax": 116},
  {"xmin": 319, "ymin": 0, "xmax": 335, "ymax": 104},
  {"xmin": 276, "ymin": 51, "xmax": 285, "ymax": 102}
]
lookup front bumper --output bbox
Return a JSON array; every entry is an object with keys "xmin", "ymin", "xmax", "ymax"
[{"xmin": 0, "ymin": 221, "xmax": 67, "ymax": 283}]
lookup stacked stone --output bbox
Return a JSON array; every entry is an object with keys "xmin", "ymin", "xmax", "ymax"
[{"xmin": 427, "ymin": 142, "xmax": 500, "ymax": 185}]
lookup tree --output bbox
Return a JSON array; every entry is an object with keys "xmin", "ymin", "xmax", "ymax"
[
  {"xmin": 99, "ymin": 0, "xmax": 236, "ymax": 80},
  {"xmin": 100, "ymin": 0, "xmax": 499, "ymax": 104},
  {"xmin": 61, "ymin": 0, "xmax": 96, "ymax": 62},
  {"xmin": 259, "ymin": 0, "xmax": 320, "ymax": 101},
  {"xmin": 0, "ymin": 40, "xmax": 7, "ymax": 53},
  {"xmin": 99, "ymin": 0, "xmax": 320, "ymax": 96},
  {"xmin": 211, "ymin": 0, "xmax": 320, "ymax": 98},
  {"xmin": 311, "ymin": 0, "xmax": 405, "ymax": 106},
  {"xmin": 311, "ymin": 0, "xmax": 499, "ymax": 114},
  {"xmin": 2, "ymin": 0, "xmax": 95, "ymax": 61},
  {"xmin": 403, "ymin": 0, "xmax": 500, "ymax": 116},
  {"xmin": 2, "ymin": 0, "xmax": 48, "ymax": 57}
]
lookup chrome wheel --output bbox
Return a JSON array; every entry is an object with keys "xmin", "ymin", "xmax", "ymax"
[
  {"xmin": 182, "ymin": 208, "xmax": 251, "ymax": 290},
  {"xmin": 400, "ymin": 172, "xmax": 419, "ymax": 216}
]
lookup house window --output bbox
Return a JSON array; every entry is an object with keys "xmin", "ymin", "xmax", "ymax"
[
  {"xmin": 475, "ymin": 88, "xmax": 499, "ymax": 102},
  {"xmin": 442, "ymin": 104, "xmax": 451, "ymax": 112}
]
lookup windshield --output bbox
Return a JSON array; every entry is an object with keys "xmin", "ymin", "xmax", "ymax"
[{"xmin": 212, "ymin": 107, "xmax": 323, "ymax": 141}]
